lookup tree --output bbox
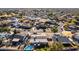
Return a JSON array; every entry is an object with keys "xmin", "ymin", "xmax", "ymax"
[
  {"xmin": 35, "ymin": 42, "xmax": 64, "ymax": 51},
  {"xmin": 64, "ymin": 22, "xmax": 69, "ymax": 31},
  {"xmin": 51, "ymin": 26, "xmax": 58, "ymax": 33},
  {"xmin": 13, "ymin": 29, "xmax": 17, "ymax": 34},
  {"xmin": 69, "ymin": 19, "xmax": 77, "ymax": 25},
  {"xmin": 48, "ymin": 42, "xmax": 64, "ymax": 51},
  {"xmin": 0, "ymin": 27, "xmax": 10, "ymax": 32},
  {"xmin": 19, "ymin": 19, "xmax": 24, "ymax": 23},
  {"xmin": 47, "ymin": 12, "xmax": 54, "ymax": 19},
  {"xmin": 36, "ymin": 47, "xmax": 48, "ymax": 51}
]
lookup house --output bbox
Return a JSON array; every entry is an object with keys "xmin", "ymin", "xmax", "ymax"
[
  {"xmin": 68, "ymin": 25, "xmax": 76, "ymax": 30},
  {"xmin": 29, "ymin": 33, "xmax": 53, "ymax": 47},
  {"xmin": 8, "ymin": 34, "xmax": 28, "ymax": 46},
  {"xmin": 66, "ymin": 25, "xmax": 79, "ymax": 32},
  {"xmin": 28, "ymin": 33, "xmax": 49, "ymax": 48},
  {"xmin": 73, "ymin": 33, "xmax": 79, "ymax": 43},
  {"xmin": 52, "ymin": 34, "xmax": 72, "ymax": 47},
  {"xmin": 11, "ymin": 22, "xmax": 20, "ymax": 28},
  {"xmin": 10, "ymin": 17, "xmax": 19, "ymax": 22},
  {"xmin": 29, "ymin": 33, "xmax": 48, "ymax": 43},
  {"xmin": 38, "ymin": 19, "xmax": 51, "ymax": 23},
  {"xmin": 0, "ymin": 33, "xmax": 29, "ymax": 50}
]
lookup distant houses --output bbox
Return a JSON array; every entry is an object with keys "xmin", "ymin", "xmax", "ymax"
[{"xmin": 0, "ymin": 9, "xmax": 79, "ymax": 51}]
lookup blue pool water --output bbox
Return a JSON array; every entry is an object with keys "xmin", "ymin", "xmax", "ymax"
[{"xmin": 24, "ymin": 45, "xmax": 33, "ymax": 51}]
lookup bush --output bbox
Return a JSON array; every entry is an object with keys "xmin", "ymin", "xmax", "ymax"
[
  {"xmin": 35, "ymin": 42, "xmax": 64, "ymax": 51},
  {"xmin": 51, "ymin": 26, "xmax": 58, "ymax": 33},
  {"xmin": 0, "ymin": 27, "xmax": 10, "ymax": 32},
  {"xmin": 49, "ymin": 42, "xmax": 64, "ymax": 51}
]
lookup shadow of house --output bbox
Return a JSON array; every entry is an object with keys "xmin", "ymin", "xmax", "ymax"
[
  {"xmin": 0, "ymin": 17, "xmax": 7, "ymax": 20},
  {"xmin": 36, "ymin": 24, "xmax": 47, "ymax": 30},
  {"xmin": 45, "ymin": 21, "xmax": 58, "ymax": 25},
  {"xmin": 19, "ymin": 25, "xmax": 32, "ymax": 29}
]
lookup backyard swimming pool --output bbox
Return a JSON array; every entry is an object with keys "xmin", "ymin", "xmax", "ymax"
[{"xmin": 24, "ymin": 45, "xmax": 33, "ymax": 51}]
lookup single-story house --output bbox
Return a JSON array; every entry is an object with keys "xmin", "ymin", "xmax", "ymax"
[
  {"xmin": 52, "ymin": 34, "xmax": 72, "ymax": 47},
  {"xmin": 8, "ymin": 34, "xmax": 28, "ymax": 46}
]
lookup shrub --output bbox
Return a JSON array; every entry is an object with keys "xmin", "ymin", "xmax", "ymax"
[
  {"xmin": 51, "ymin": 26, "xmax": 58, "ymax": 33},
  {"xmin": 0, "ymin": 27, "xmax": 10, "ymax": 32}
]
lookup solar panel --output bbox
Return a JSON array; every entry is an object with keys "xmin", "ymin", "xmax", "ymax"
[
  {"xmin": 52, "ymin": 35, "xmax": 71, "ymax": 44},
  {"xmin": 8, "ymin": 34, "xmax": 25, "ymax": 40}
]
